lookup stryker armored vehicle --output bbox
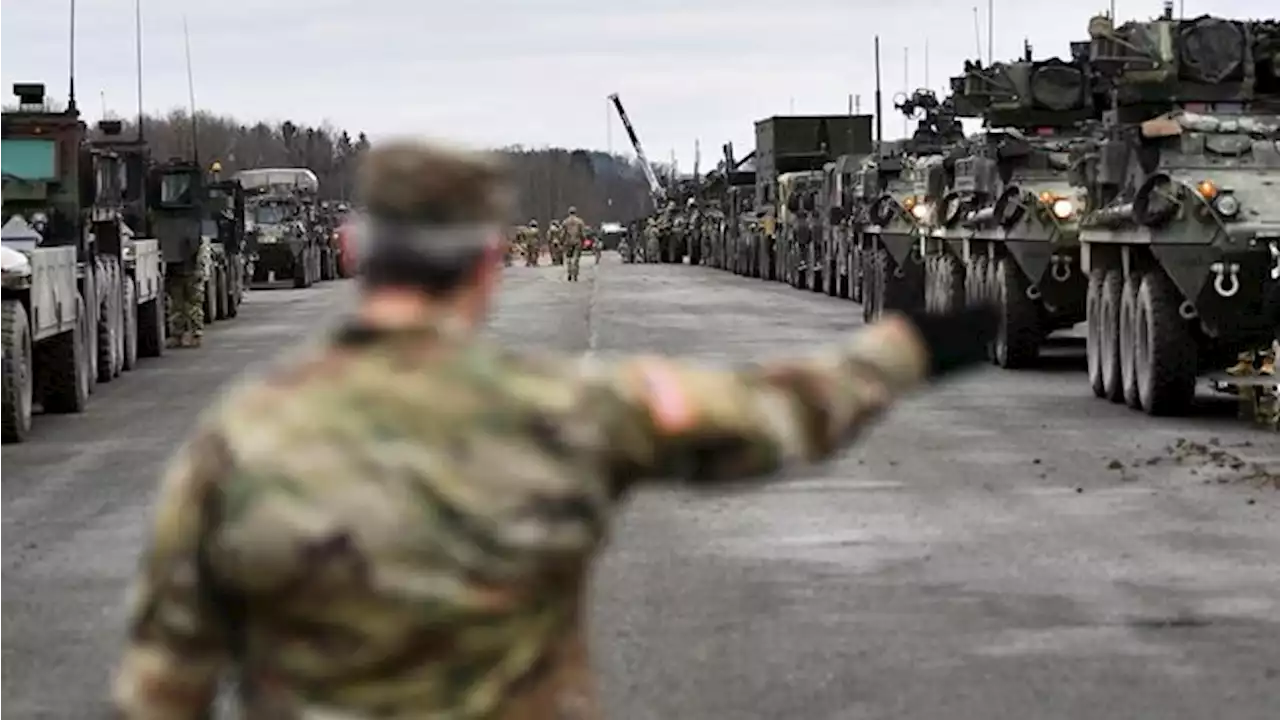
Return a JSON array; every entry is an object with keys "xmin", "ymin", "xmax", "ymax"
[
  {"xmin": 237, "ymin": 167, "xmax": 324, "ymax": 288},
  {"xmin": 818, "ymin": 150, "xmax": 878, "ymax": 301},
  {"xmin": 943, "ymin": 42, "xmax": 1103, "ymax": 368},
  {"xmin": 747, "ymin": 115, "xmax": 874, "ymax": 283},
  {"xmin": 777, "ymin": 170, "xmax": 825, "ymax": 290},
  {"xmin": 1079, "ymin": 10, "xmax": 1280, "ymax": 417},
  {"xmin": 856, "ymin": 90, "xmax": 965, "ymax": 322}
]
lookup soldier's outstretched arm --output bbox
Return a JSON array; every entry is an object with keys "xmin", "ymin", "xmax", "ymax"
[
  {"xmin": 595, "ymin": 307, "xmax": 997, "ymax": 485},
  {"xmin": 111, "ymin": 425, "xmax": 236, "ymax": 719}
]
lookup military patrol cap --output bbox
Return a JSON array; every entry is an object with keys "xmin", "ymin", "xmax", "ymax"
[{"xmin": 354, "ymin": 138, "xmax": 514, "ymax": 256}]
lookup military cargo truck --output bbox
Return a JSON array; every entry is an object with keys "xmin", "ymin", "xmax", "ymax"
[
  {"xmin": 945, "ymin": 45, "xmax": 1102, "ymax": 368},
  {"xmin": 91, "ymin": 119, "xmax": 171, "ymax": 365},
  {"xmin": 237, "ymin": 168, "xmax": 324, "ymax": 288},
  {"xmin": 2, "ymin": 84, "xmax": 104, "ymax": 441},
  {"xmin": 751, "ymin": 115, "xmax": 874, "ymax": 283},
  {"xmin": 1079, "ymin": 12, "xmax": 1280, "ymax": 417}
]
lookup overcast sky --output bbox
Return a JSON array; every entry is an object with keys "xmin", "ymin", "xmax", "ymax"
[{"xmin": 1, "ymin": 1, "xmax": 1270, "ymax": 168}]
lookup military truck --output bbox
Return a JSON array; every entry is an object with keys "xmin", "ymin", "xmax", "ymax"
[
  {"xmin": 856, "ymin": 92, "xmax": 964, "ymax": 322},
  {"xmin": 91, "ymin": 119, "xmax": 171, "ymax": 363},
  {"xmin": 749, "ymin": 115, "xmax": 873, "ymax": 283},
  {"xmin": 1078, "ymin": 12, "xmax": 1280, "ymax": 417},
  {"xmin": 205, "ymin": 174, "xmax": 248, "ymax": 319},
  {"xmin": 238, "ymin": 168, "xmax": 324, "ymax": 288},
  {"xmin": 1, "ymin": 83, "xmax": 122, "ymax": 441},
  {"xmin": 943, "ymin": 44, "xmax": 1102, "ymax": 368}
]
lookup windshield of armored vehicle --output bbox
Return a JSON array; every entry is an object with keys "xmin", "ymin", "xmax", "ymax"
[{"xmin": 253, "ymin": 204, "xmax": 289, "ymax": 225}]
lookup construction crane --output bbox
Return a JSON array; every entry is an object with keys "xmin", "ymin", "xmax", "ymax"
[{"xmin": 607, "ymin": 93, "xmax": 667, "ymax": 208}]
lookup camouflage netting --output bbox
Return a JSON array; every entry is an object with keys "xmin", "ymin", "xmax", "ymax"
[{"xmin": 1176, "ymin": 111, "xmax": 1280, "ymax": 137}]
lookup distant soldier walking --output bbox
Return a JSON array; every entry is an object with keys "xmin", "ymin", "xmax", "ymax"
[
  {"xmin": 521, "ymin": 219, "xmax": 541, "ymax": 266},
  {"xmin": 112, "ymin": 137, "xmax": 999, "ymax": 720},
  {"xmin": 562, "ymin": 206, "xmax": 586, "ymax": 281},
  {"xmin": 548, "ymin": 220, "xmax": 565, "ymax": 265}
]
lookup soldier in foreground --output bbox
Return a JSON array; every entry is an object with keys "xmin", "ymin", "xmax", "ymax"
[
  {"xmin": 562, "ymin": 205, "xmax": 586, "ymax": 281},
  {"xmin": 111, "ymin": 138, "xmax": 998, "ymax": 720}
]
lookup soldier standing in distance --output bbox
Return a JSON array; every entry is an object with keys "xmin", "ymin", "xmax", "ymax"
[
  {"xmin": 522, "ymin": 219, "xmax": 540, "ymax": 267},
  {"xmin": 111, "ymin": 137, "xmax": 999, "ymax": 720},
  {"xmin": 561, "ymin": 206, "xmax": 586, "ymax": 281},
  {"xmin": 548, "ymin": 219, "xmax": 565, "ymax": 265}
]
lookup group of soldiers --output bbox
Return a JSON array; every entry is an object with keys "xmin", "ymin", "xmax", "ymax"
[
  {"xmin": 618, "ymin": 197, "xmax": 726, "ymax": 266},
  {"xmin": 508, "ymin": 206, "xmax": 600, "ymax": 281}
]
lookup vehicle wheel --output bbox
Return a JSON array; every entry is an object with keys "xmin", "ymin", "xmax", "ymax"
[
  {"xmin": 924, "ymin": 256, "xmax": 937, "ymax": 313},
  {"xmin": 137, "ymin": 295, "xmax": 165, "ymax": 358},
  {"xmin": 938, "ymin": 254, "xmax": 965, "ymax": 315},
  {"xmin": 1120, "ymin": 272, "xmax": 1142, "ymax": 409},
  {"xmin": 204, "ymin": 269, "xmax": 218, "ymax": 321},
  {"xmin": 1085, "ymin": 268, "xmax": 1106, "ymax": 398},
  {"xmin": 871, "ymin": 249, "xmax": 893, "ymax": 321},
  {"xmin": 2, "ymin": 300, "xmax": 34, "ymax": 444},
  {"xmin": 97, "ymin": 261, "xmax": 122, "ymax": 383},
  {"xmin": 1135, "ymin": 271, "xmax": 1196, "ymax": 416},
  {"xmin": 994, "ymin": 257, "xmax": 1039, "ymax": 369},
  {"xmin": 225, "ymin": 267, "xmax": 240, "ymax": 318},
  {"xmin": 122, "ymin": 277, "xmax": 139, "ymax": 371},
  {"xmin": 970, "ymin": 255, "xmax": 988, "ymax": 309},
  {"xmin": 294, "ymin": 252, "xmax": 310, "ymax": 288},
  {"xmin": 851, "ymin": 247, "xmax": 863, "ymax": 304},
  {"xmin": 1099, "ymin": 268, "xmax": 1125, "ymax": 402},
  {"xmin": 41, "ymin": 292, "xmax": 90, "ymax": 414}
]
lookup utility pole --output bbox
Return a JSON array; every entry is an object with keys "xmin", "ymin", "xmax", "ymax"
[{"xmin": 988, "ymin": 0, "xmax": 994, "ymax": 64}]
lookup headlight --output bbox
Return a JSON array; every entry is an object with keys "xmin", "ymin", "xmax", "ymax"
[
  {"xmin": 1213, "ymin": 194, "xmax": 1240, "ymax": 218},
  {"xmin": 911, "ymin": 203, "xmax": 931, "ymax": 221},
  {"xmin": 1051, "ymin": 198, "xmax": 1075, "ymax": 219}
]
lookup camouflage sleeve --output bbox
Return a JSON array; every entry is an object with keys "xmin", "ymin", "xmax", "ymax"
[
  {"xmin": 111, "ymin": 426, "xmax": 235, "ymax": 719},
  {"xmin": 595, "ymin": 314, "xmax": 930, "ymax": 486}
]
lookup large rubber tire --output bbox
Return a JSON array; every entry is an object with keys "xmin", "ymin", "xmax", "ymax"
[
  {"xmin": 938, "ymin": 254, "xmax": 966, "ymax": 315},
  {"xmin": 1135, "ymin": 271, "xmax": 1197, "ymax": 416},
  {"xmin": 1120, "ymin": 273, "xmax": 1142, "ymax": 409},
  {"xmin": 225, "ymin": 265, "xmax": 240, "ymax": 319},
  {"xmin": 204, "ymin": 269, "xmax": 218, "ymax": 322},
  {"xmin": 97, "ymin": 259, "xmax": 122, "ymax": 383},
  {"xmin": 994, "ymin": 257, "xmax": 1040, "ymax": 369},
  {"xmin": 122, "ymin": 277, "xmax": 139, "ymax": 372},
  {"xmin": 1085, "ymin": 268, "xmax": 1107, "ymax": 398},
  {"xmin": 294, "ymin": 251, "xmax": 310, "ymax": 288},
  {"xmin": 137, "ymin": 295, "xmax": 165, "ymax": 358},
  {"xmin": 1099, "ymin": 269, "xmax": 1125, "ymax": 402},
  {"xmin": 41, "ymin": 293, "xmax": 90, "ymax": 414},
  {"xmin": 2, "ymin": 300, "xmax": 34, "ymax": 444}
]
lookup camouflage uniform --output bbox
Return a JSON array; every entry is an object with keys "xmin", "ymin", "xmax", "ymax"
[
  {"xmin": 562, "ymin": 208, "xmax": 586, "ymax": 281},
  {"xmin": 165, "ymin": 238, "xmax": 210, "ymax": 348},
  {"xmin": 644, "ymin": 219, "xmax": 661, "ymax": 262},
  {"xmin": 113, "ymin": 137, "xmax": 999, "ymax": 719},
  {"xmin": 521, "ymin": 221, "xmax": 541, "ymax": 267},
  {"xmin": 548, "ymin": 221, "xmax": 565, "ymax": 265}
]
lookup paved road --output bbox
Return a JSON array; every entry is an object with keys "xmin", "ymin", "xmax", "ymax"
[{"xmin": 3, "ymin": 255, "xmax": 1277, "ymax": 719}]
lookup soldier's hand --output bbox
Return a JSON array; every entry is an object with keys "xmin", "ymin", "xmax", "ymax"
[{"xmin": 897, "ymin": 305, "xmax": 999, "ymax": 380}]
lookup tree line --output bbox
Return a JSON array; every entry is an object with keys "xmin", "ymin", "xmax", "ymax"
[{"xmin": 92, "ymin": 109, "xmax": 659, "ymax": 226}]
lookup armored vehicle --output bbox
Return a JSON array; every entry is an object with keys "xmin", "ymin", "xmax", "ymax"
[
  {"xmin": 750, "ymin": 115, "xmax": 874, "ymax": 282},
  {"xmin": 944, "ymin": 44, "xmax": 1102, "ymax": 368},
  {"xmin": 1079, "ymin": 12, "xmax": 1280, "ymax": 416},
  {"xmin": 777, "ymin": 170, "xmax": 825, "ymax": 289},
  {"xmin": 818, "ymin": 152, "xmax": 875, "ymax": 300},
  {"xmin": 857, "ymin": 91, "xmax": 964, "ymax": 322},
  {"xmin": 237, "ymin": 168, "xmax": 324, "ymax": 288}
]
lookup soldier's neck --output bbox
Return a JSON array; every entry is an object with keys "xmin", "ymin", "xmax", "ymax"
[{"xmin": 358, "ymin": 289, "xmax": 481, "ymax": 333}]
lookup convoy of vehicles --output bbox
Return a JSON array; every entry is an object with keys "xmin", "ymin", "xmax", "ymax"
[{"xmin": 1, "ymin": 84, "xmax": 343, "ymax": 444}]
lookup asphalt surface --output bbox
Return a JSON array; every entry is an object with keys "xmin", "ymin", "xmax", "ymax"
[{"xmin": 3, "ymin": 253, "xmax": 1277, "ymax": 719}]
